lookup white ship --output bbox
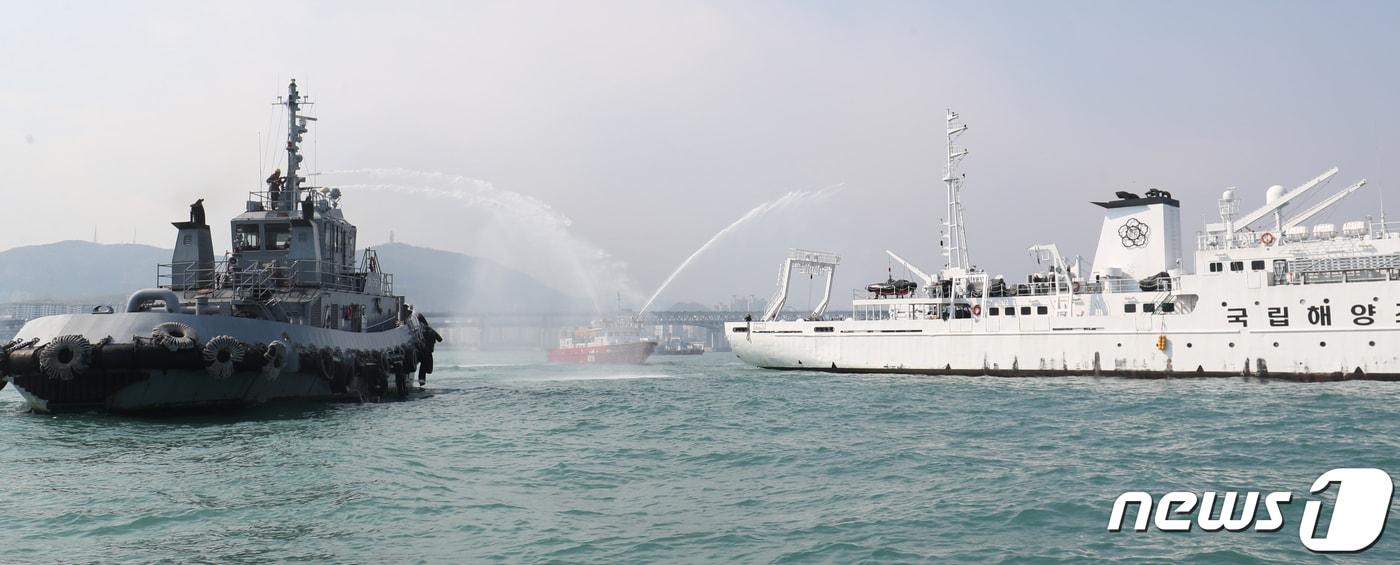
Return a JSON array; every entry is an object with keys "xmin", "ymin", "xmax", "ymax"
[{"xmin": 727, "ymin": 111, "xmax": 1399, "ymax": 380}]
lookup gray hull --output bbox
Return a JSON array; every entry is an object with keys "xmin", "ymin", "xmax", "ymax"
[{"xmin": 1, "ymin": 311, "xmax": 423, "ymax": 413}]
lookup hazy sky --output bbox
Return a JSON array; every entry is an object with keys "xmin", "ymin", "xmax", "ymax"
[{"xmin": 3, "ymin": 1, "xmax": 1399, "ymax": 309}]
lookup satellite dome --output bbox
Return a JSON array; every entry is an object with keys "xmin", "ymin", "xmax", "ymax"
[
  {"xmin": 1266, "ymin": 184, "xmax": 1285, "ymax": 204},
  {"xmin": 1221, "ymin": 188, "xmax": 1236, "ymax": 201}
]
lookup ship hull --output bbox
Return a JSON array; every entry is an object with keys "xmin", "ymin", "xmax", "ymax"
[
  {"xmin": 547, "ymin": 341, "xmax": 657, "ymax": 364},
  {"xmin": 1, "ymin": 312, "xmax": 425, "ymax": 413},
  {"xmin": 726, "ymin": 280, "xmax": 1400, "ymax": 381}
]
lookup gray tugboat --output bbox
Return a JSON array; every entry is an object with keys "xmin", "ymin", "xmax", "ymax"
[{"xmin": 0, "ymin": 80, "xmax": 443, "ymax": 413}]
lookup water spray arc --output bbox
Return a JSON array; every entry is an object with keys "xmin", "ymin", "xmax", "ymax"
[
  {"xmin": 323, "ymin": 169, "xmax": 637, "ymax": 314},
  {"xmin": 638, "ymin": 185, "xmax": 843, "ymax": 315}
]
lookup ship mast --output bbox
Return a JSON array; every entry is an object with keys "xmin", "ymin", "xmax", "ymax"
[
  {"xmin": 941, "ymin": 109, "xmax": 970, "ymax": 277},
  {"xmin": 278, "ymin": 79, "xmax": 313, "ymax": 209}
]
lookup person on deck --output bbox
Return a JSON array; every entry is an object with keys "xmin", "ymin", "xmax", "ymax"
[{"xmin": 266, "ymin": 168, "xmax": 285, "ymax": 208}]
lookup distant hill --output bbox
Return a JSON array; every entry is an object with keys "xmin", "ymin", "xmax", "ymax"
[
  {"xmin": 0, "ymin": 240, "xmax": 586, "ymax": 313},
  {"xmin": 0, "ymin": 241, "xmax": 168, "ymax": 302}
]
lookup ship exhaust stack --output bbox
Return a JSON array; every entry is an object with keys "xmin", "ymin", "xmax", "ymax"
[
  {"xmin": 169, "ymin": 220, "xmax": 215, "ymax": 290},
  {"xmin": 1089, "ymin": 189, "xmax": 1182, "ymax": 283}
]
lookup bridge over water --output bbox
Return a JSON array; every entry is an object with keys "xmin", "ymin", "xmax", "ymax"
[{"xmin": 421, "ymin": 310, "xmax": 852, "ymax": 351}]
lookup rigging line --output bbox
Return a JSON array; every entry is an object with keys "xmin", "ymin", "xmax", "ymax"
[{"xmin": 263, "ymin": 100, "xmax": 276, "ymax": 175}]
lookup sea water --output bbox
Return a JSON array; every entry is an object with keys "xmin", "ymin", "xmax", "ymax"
[{"xmin": 2, "ymin": 352, "xmax": 1399, "ymax": 563}]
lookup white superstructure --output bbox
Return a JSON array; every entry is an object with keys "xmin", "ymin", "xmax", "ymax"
[{"xmin": 727, "ymin": 117, "xmax": 1399, "ymax": 380}]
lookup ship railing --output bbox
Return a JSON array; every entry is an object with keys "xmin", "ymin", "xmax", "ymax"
[
  {"xmin": 850, "ymin": 276, "xmax": 1174, "ymax": 301},
  {"xmin": 1196, "ymin": 231, "xmax": 1266, "ymax": 251},
  {"xmin": 159, "ymin": 259, "xmax": 389, "ymax": 295},
  {"xmin": 245, "ymin": 187, "xmax": 331, "ymax": 213}
]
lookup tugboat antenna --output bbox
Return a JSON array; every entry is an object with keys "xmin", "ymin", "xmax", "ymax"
[
  {"xmin": 941, "ymin": 109, "xmax": 971, "ymax": 277},
  {"xmin": 276, "ymin": 79, "xmax": 315, "ymax": 211}
]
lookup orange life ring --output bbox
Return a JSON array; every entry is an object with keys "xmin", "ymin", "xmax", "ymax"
[
  {"xmin": 1260, "ymin": 232, "xmax": 1276, "ymax": 246},
  {"xmin": 971, "ymin": 304, "xmax": 982, "ymax": 317}
]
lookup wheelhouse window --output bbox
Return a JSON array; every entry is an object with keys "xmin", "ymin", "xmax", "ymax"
[
  {"xmin": 1160, "ymin": 302, "xmax": 1176, "ymax": 313},
  {"xmin": 1251, "ymin": 260, "xmax": 1266, "ymax": 271},
  {"xmin": 1036, "ymin": 306, "xmax": 1048, "ymax": 315},
  {"xmin": 1143, "ymin": 303, "xmax": 1156, "ymax": 313},
  {"xmin": 1124, "ymin": 303, "xmax": 1137, "ymax": 313},
  {"xmin": 265, "ymin": 223, "xmax": 292, "ymax": 250},
  {"xmin": 813, "ymin": 326, "xmax": 834, "ymax": 333},
  {"xmin": 1209, "ymin": 262, "xmax": 1223, "ymax": 273},
  {"xmin": 234, "ymin": 223, "xmax": 261, "ymax": 251},
  {"xmin": 989, "ymin": 307, "xmax": 1000, "ymax": 316},
  {"xmin": 1020, "ymin": 306, "xmax": 1031, "ymax": 316},
  {"xmin": 1230, "ymin": 261, "xmax": 1244, "ymax": 272},
  {"xmin": 1003, "ymin": 307, "xmax": 1015, "ymax": 317}
]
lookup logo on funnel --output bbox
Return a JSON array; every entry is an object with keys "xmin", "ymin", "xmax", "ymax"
[{"xmin": 1119, "ymin": 218, "xmax": 1150, "ymax": 248}]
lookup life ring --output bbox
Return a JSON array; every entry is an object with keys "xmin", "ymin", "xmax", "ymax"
[
  {"xmin": 343, "ymin": 305, "xmax": 353, "ymax": 320},
  {"xmin": 1072, "ymin": 281, "xmax": 1082, "ymax": 293},
  {"xmin": 202, "ymin": 335, "xmax": 245, "ymax": 379},
  {"xmin": 971, "ymin": 304, "xmax": 982, "ymax": 317},
  {"xmin": 263, "ymin": 340, "xmax": 288, "ymax": 380},
  {"xmin": 152, "ymin": 322, "xmax": 198, "ymax": 352},
  {"xmin": 1260, "ymin": 232, "xmax": 1276, "ymax": 246},
  {"xmin": 39, "ymin": 335, "xmax": 92, "ymax": 381}
]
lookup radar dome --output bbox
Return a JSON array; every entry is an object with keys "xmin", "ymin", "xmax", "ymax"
[
  {"xmin": 1266, "ymin": 184, "xmax": 1285, "ymax": 204},
  {"xmin": 1221, "ymin": 188, "xmax": 1236, "ymax": 201}
]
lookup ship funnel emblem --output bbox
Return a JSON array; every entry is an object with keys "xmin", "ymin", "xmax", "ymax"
[{"xmin": 1119, "ymin": 218, "xmax": 1150, "ymax": 248}]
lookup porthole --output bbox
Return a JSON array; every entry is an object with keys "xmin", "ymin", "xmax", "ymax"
[
  {"xmin": 1117, "ymin": 343, "xmax": 1122, "ymax": 348},
  {"xmin": 1221, "ymin": 301, "xmax": 1228, "ymax": 307},
  {"xmin": 1320, "ymin": 341, "xmax": 1327, "ymax": 347},
  {"xmin": 1375, "ymin": 297, "xmax": 1381, "ymax": 302},
  {"xmin": 1370, "ymin": 341, "xmax": 1377, "ymax": 347},
  {"xmin": 1254, "ymin": 300, "xmax": 1261, "ymax": 306},
  {"xmin": 1323, "ymin": 298, "xmax": 1331, "ymax": 304},
  {"xmin": 1186, "ymin": 343, "xmax": 1193, "ymax": 348},
  {"xmin": 1273, "ymin": 342, "xmax": 1279, "ymax": 348},
  {"xmin": 1228, "ymin": 342, "xmax": 1235, "ymax": 348}
]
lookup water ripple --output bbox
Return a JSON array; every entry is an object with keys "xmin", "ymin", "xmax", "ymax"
[{"xmin": 3, "ymin": 352, "xmax": 1400, "ymax": 562}]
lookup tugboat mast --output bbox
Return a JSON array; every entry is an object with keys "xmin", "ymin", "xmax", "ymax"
[
  {"xmin": 941, "ymin": 109, "xmax": 970, "ymax": 277},
  {"xmin": 278, "ymin": 79, "xmax": 313, "ymax": 210}
]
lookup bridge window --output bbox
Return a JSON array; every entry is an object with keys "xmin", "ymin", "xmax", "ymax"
[
  {"xmin": 1036, "ymin": 306, "xmax": 1048, "ymax": 315},
  {"xmin": 234, "ymin": 223, "xmax": 261, "ymax": 251},
  {"xmin": 1209, "ymin": 262, "xmax": 1223, "ymax": 273},
  {"xmin": 266, "ymin": 223, "xmax": 292, "ymax": 250},
  {"xmin": 1003, "ymin": 307, "xmax": 1014, "ymax": 317},
  {"xmin": 1020, "ymin": 306, "xmax": 1031, "ymax": 316},
  {"xmin": 1230, "ymin": 261, "xmax": 1244, "ymax": 272},
  {"xmin": 731, "ymin": 326, "xmax": 749, "ymax": 333},
  {"xmin": 1143, "ymin": 303, "xmax": 1156, "ymax": 313},
  {"xmin": 1124, "ymin": 303, "xmax": 1137, "ymax": 313},
  {"xmin": 1161, "ymin": 302, "xmax": 1176, "ymax": 313},
  {"xmin": 813, "ymin": 326, "xmax": 834, "ymax": 333},
  {"xmin": 1251, "ymin": 260, "xmax": 1266, "ymax": 271},
  {"xmin": 988, "ymin": 307, "xmax": 999, "ymax": 316}
]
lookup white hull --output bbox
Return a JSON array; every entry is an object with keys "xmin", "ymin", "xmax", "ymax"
[{"xmin": 728, "ymin": 277, "xmax": 1400, "ymax": 380}]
